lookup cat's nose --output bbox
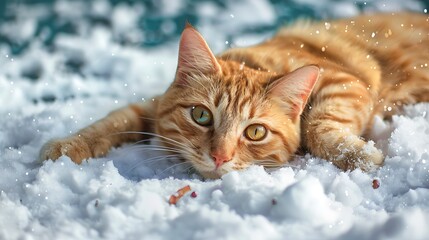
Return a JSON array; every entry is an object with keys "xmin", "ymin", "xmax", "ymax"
[{"xmin": 211, "ymin": 151, "xmax": 232, "ymax": 169}]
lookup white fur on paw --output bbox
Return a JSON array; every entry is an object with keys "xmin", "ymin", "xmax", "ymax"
[{"xmin": 362, "ymin": 140, "xmax": 384, "ymax": 165}]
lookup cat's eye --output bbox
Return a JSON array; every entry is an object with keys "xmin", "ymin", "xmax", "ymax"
[
  {"xmin": 191, "ymin": 106, "xmax": 213, "ymax": 126},
  {"xmin": 245, "ymin": 124, "xmax": 267, "ymax": 141}
]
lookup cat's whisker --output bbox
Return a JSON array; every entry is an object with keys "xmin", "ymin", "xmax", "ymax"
[
  {"xmin": 191, "ymin": 159, "xmax": 212, "ymax": 170},
  {"xmin": 124, "ymin": 154, "xmax": 181, "ymax": 175},
  {"xmin": 255, "ymin": 159, "xmax": 287, "ymax": 168},
  {"xmin": 175, "ymin": 136, "xmax": 197, "ymax": 150},
  {"xmin": 131, "ymin": 139, "xmax": 189, "ymax": 152},
  {"xmin": 179, "ymin": 152, "xmax": 213, "ymax": 170},
  {"xmin": 157, "ymin": 160, "xmax": 191, "ymax": 176},
  {"xmin": 113, "ymin": 131, "xmax": 190, "ymax": 150},
  {"xmin": 180, "ymin": 164, "xmax": 197, "ymax": 176},
  {"xmin": 122, "ymin": 144, "xmax": 185, "ymax": 153},
  {"xmin": 155, "ymin": 138, "xmax": 196, "ymax": 152},
  {"xmin": 126, "ymin": 146, "xmax": 184, "ymax": 154},
  {"xmin": 114, "ymin": 145, "xmax": 182, "ymax": 165},
  {"xmin": 255, "ymin": 157, "xmax": 303, "ymax": 170},
  {"xmin": 256, "ymin": 163, "xmax": 284, "ymax": 168},
  {"xmin": 116, "ymin": 139, "xmax": 195, "ymax": 162},
  {"xmin": 134, "ymin": 138, "xmax": 152, "ymax": 144},
  {"xmin": 142, "ymin": 154, "xmax": 181, "ymax": 164}
]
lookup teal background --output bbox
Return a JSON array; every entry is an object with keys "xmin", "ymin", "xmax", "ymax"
[{"xmin": 1, "ymin": 0, "xmax": 428, "ymax": 55}]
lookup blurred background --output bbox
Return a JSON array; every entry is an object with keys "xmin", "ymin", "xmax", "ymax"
[
  {"xmin": 0, "ymin": 0, "xmax": 427, "ymax": 108},
  {"xmin": 1, "ymin": 0, "xmax": 428, "ymax": 54}
]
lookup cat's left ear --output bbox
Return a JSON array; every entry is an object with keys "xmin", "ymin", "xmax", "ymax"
[
  {"xmin": 175, "ymin": 23, "xmax": 221, "ymax": 85},
  {"xmin": 268, "ymin": 65, "xmax": 320, "ymax": 118}
]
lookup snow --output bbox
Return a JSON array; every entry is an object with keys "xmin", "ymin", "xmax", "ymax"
[{"xmin": 1, "ymin": 0, "xmax": 429, "ymax": 239}]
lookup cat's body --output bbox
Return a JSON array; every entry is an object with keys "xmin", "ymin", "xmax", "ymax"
[{"xmin": 40, "ymin": 13, "xmax": 429, "ymax": 178}]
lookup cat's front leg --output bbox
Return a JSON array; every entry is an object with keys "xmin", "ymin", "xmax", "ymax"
[
  {"xmin": 302, "ymin": 78, "xmax": 384, "ymax": 171},
  {"xmin": 39, "ymin": 100, "xmax": 158, "ymax": 164},
  {"xmin": 303, "ymin": 124, "xmax": 383, "ymax": 170}
]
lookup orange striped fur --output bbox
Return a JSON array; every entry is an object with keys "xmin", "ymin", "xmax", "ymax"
[{"xmin": 40, "ymin": 13, "xmax": 429, "ymax": 178}]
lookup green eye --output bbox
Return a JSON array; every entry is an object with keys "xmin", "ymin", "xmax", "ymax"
[
  {"xmin": 245, "ymin": 124, "xmax": 267, "ymax": 141},
  {"xmin": 191, "ymin": 106, "xmax": 212, "ymax": 126}
]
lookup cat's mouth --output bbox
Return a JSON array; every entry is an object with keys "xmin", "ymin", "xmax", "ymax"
[{"xmin": 183, "ymin": 153, "xmax": 228, "ymax": 179}]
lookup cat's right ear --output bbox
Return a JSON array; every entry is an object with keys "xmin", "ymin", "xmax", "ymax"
[
  {"xmin": 174, "ymin": 23, "xmax": 221, "ymax": 85},
  {"xmin": 268, "ymin": 65, "xmax": 320, "ymax": 119}
]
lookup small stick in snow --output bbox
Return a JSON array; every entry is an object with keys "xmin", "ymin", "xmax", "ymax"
[{"xmin": 169, "ymin": 185, "xmax": 191, "ymax": 205}]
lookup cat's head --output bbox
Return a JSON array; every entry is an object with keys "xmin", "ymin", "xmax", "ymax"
[{"xmin": 156, "ymin": 25, "xmax": 319, "ymax": 178}]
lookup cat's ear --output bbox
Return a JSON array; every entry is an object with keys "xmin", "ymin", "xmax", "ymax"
[
  {"xmin": 175, "ymin": 23, "xmax": 221, "ymax": 84},
  {"xmin": 268, "ymin": 65, "xmax": 320, "ymax": 118}
]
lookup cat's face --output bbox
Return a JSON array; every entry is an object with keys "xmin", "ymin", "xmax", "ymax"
[{"xmin": 155, "ymin": 25, "xmax": 319, "ymax": 178}]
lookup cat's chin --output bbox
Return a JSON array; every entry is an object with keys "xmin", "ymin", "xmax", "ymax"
[{"xmin": 198, "ymin": 170, "xmax": 223, "ymax": 179}]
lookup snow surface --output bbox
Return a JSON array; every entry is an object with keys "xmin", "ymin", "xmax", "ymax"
[{"xmin": 1, "ymin": 0, "xmax": 429, "ymax": 239}]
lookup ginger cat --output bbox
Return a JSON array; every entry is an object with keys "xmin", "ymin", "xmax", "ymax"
[{"xmin": 40, "ymin": 13, "xmax": 429, "ymax": 178}]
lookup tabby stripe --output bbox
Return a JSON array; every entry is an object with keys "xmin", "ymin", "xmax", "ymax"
[
  {"xmin": 249, "ymin": 105, "xmax": 256, "ymax": 119},
  {"xmin": 267, "ymin": 154, "xmax": 282, "ymax": 163},
  {"xmin": 342, "ymin": 102, "xmax": 366, "ymax": 130},
  {"xmin": 238, "ymin": 96, "xmax": 251, "ymax": 114},
  {"xmin": 231, "ymin": 91, "xmax": 241, "ymax": 113},
  {"xmin": 314, "ymin": 126, "xmax": 337, "ymax": 136},
  {"xmin": 318, "ymin": 113, "xmax": 354, "ymax": 125},
  {"xmin": 314, "ymin": 105, "xmax": 365, "ymax": 134},
  {"xmin": 225, "ymin": 90, "xmax": 235, "ymax": 113},
  {"xmin": 214, "ymin": 92, "xmax": 223, "ymax": 107},
  {"xmin": 319, "ymin": 91, "xmax": 366, "ymax": 102},
  {"xmin": 270, "ymin": 129, "xmax": 293, "ymax": 154},
  {"xmin": 351, "ymin": 100, "xmax": 369, "ymax": 114}
]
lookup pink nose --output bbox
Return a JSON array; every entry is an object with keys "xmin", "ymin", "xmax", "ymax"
[{"xmin": 211, "ymin": 152, "xmax": 232, "ymax": 169}]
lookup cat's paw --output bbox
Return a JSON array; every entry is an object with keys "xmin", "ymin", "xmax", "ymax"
[
  {"xmin": 333, "ymin": 140, "xmax": 384, "ymax": 171},
  {"xmin": 39, "ymin": 136, "xmax": 94, "ymax": 164}
]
